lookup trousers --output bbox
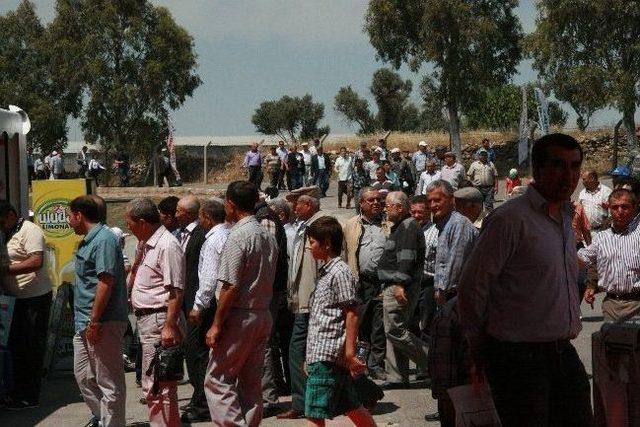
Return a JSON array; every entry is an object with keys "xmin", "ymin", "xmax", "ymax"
[
  {"xmin": 289, "ymin": 313, "xmax": 309, "ymax": 412},
  {"xmin": 138, "ymin": 312, "xmax": 184, "ymax": 427},
  {"xmin": 382, "ymin": 283, "xmax": 429, "ymax": 383},
  {"xmin": 485, "ymin": 337, "xmax": 593, "ymax": 427},
  {"xmin": 205, "ymin": 308, "xmax": 272, "ymax": 426},
  {"xmin": 183, "ymin": 304, "xmax": 215, "ymax": 415},
  {"xmin": 8, "ymin": 291, "xmax": 51, "ymax": 403},
  {"xmin": 73, "ymin": 321, "xmax": 127, "ymax": 427},
  {"xmin": 358, "ymin": 276, "xmax": 386, "ymax": 369}
]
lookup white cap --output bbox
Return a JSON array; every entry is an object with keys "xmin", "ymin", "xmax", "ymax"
[
  {"xmin": 374, "ymin": 146, "xmax": 383, "ymax": 152},
  {"xmin": 52, "ymin": 150, "xmax": 58, "ymax": 156},
  {"xmin": 419, "ymin": 140, "xmax": 428, "ymax": 147},
  {"xmin": 390, "ymin": 147, "xmax": 401, "ymax": 154}
]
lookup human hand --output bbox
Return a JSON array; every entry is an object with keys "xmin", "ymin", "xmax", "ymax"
[
  {"xmin": 85, "ymin": 322, "xmax": 102, "ymax": 345},
  {"xmin": 346, "ymin": 355, "xmax": 367, "ymax": 378},
  {"xmin": 188, "ymin": 309, "xmax": 202, "ymax": 325},
  {"xmin": 584, "ymin": 288, "xmax": 596, "ymax": 309},
  {"xmin": 206, "ymin": 323, "xmax": 222, "ymax": 349},
  {"xmin": 161, "ymin": 322, "xmax": 181, "ymax": 347},
  {"xmin": 393, "ymin": 285, "xmax": 408, "ymax": 305}
]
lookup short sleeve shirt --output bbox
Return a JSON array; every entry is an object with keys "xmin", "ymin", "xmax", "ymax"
[
  {"xmin": 131, "ymin": 225, "xmax": 185, "ymax": 310},
  {"xmin": 74, "ymin": 223, "xmax": 128, "ymax": 332},
  {"xmin": 216, "ymin": 216, "xmax": 278, "ymax": 310},
  {"xmin": 5, "ymin": 220, "xmax": 51, "ymax": 299},
  {"xmin": 306, "ymin": 257, "xmax": 359, "ymax": 366}
]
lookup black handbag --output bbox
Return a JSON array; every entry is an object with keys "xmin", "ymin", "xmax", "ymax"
[{"xmin": 146, "ymin": 343, "xmax": 184, "ymax": 395}]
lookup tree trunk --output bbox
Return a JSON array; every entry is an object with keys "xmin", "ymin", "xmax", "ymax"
[
  {"xmin": 447, "ymin": 102, "xmax": 462, "ymax": 160},
  {"xmin": 613, "ymin": 119, "xmax": 623, "ymax": 169},
  {"xmin": 622, "ymin": 103, "xmax": 638, "ymax": 158}
]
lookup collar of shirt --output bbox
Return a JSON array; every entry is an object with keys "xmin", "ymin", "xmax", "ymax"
[
  {"xmin": 145, "ymin": 225, "xmax": 167, "ymax": 249},
  {"xmin": 612, "ymin": 213, "xmax": 640, "ymax": 235},
  {"xmin": 526, "ymin": 185, "xmax": 573, "ymax": 219},
  {"xmin": 435, "ymin": 211, "xmax": 454, "ymax": 231},
  {"xmin": 231, "ymin": 215, "xmax": 256, "ymax": 231},
  {"xmin": 80, "ymin": 223, "xmax": 105, "ymax": 247},
  {"xmin": 183, "ymin": 221, "xmax": 198, "ymax": 234},
  {"xmin": 585, "ymin": 184, "xmax": 603, "ymax": 195},
  {"xmin": 205, "ymin": 222, "xmax": 229, "ymax": 239},
  {"xmin": 361, "ymin": 214, "xmax": 381, "ymax": 226},
  {"xmin": 319, "ymin": 256, "xmax": 341, "ymax": 276}
]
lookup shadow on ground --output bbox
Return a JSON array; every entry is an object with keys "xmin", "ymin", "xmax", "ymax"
[{"xmin": 0, "ymin": 372, "xmax": 83, "ymax": 425}]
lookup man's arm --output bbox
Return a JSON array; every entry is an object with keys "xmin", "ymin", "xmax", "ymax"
[
  {"xmin": 8, "ymin": 252, "xmax": 43, "ymax": 275},
  {"xmin": 206, "ymin": 281, "xmax": 239, "ymax": 348},
  {"xmin": 85, "ymin": 272, "xmax": 114, "ymax": 344},
  {"xmin": 344, "ymin": 305, "xmax": 366, "ymax": 376}
]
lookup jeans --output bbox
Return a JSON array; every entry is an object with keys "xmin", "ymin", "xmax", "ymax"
[
  {"xmin": 358, "ymin": 276, "xmax": 386, "ymax": 370},
  {"xmin": 289, "ymin": 313, "xmax": 309, "ymax": 412},
  {"xmin": 477, "ymin": 185, "xmax": 495, "ymax": 210},
  {"xmin": 316, "ymin": 169, "xmax": 329, "ymax": 196}
]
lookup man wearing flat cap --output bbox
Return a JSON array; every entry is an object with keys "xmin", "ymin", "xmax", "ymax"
[{"xmin": 454, "ymin": 187, "xmax": 485, "ymax": 229}]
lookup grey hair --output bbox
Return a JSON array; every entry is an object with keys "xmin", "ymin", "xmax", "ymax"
[
  {"xmin": 298, "ymin": 194, "xmax": 320, "ymax": 212},
  {"xmin": 127, "ymin": 198, "xmax": 160, "ymax": 224},
  {"xmin": 359, "ymin": 186, "xmax": 376, "ymax": 202},
  {"xmin": 267, "ymin": 198, "xmax": 292, "ymax": 221},
  {"xmin": 386, "ymin": 191, "xmax": 409, "ymax": 211},
  {"xmin": 425, "ymin": 180, "xmax": 455, "ymax": 197},
  {"xmin": 200, "ymin": 198, "xmax": 225, "ymax": 223},
  {"xmin": 179, "ymin": 195, "xmax": 201, "ymax": 215}
]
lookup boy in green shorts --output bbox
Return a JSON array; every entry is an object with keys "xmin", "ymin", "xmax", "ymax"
[{"xmin": 304, "ymin": 216, "xmax": 377, "ymax": 427}]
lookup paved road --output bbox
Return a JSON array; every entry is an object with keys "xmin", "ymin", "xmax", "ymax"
[{"xmin": 0, "ymin": 180, "xmax": 608, "ymax": 426}]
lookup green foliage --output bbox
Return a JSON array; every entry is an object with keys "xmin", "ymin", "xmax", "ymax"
[
  {"xmin": 334, "ymin": 86, "xmax": 377, "ymax": 134},
  {"xmin": 419, "ymin": 77, "xmax": 448, "ymax": 132},
  {"xmin": 0, "ymin": 0, "xmax": 69, "ymax": 153},
  {"xmin": 465, "ymin": 84, "xmax": 567, "ymax": 131},
  {"xmin": 527, "ymin": 0, "xmax": 640, "ymax": 147},
  {"xmin": 48, "ymin": 0, "xmax": 201, "ymax": 157},
  {"xmin": 365, "ymin": 0, "xmax": 523, "ymax": 157},
  {"xmin": 334, "ymin": 68, "xmax": 421, "ymax": 134},
  {"xmin": 370, "ymin": 68, "xmax": 416, "ymax": 131},
  {"xmin": 252, "ymin": 94, "xmax": 329, "ymax": 143}
]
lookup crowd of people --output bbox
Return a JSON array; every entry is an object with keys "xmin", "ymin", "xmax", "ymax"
[
  {"xmin": 243, "ymin": 137, "xmax": 509, "ymax": 215},
  {"xmin": 1, "ymin": 132, "xmax": 640, "ymax": 426}
]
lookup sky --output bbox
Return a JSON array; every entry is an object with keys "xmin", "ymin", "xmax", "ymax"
[{"xmin": 0, "ymin": 0, "xmax": 621, "ymax": 138}]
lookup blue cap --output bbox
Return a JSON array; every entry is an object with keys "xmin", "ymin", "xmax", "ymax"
[{"xmin": 611, "ymin": 165, "xmax": 631, "ymax": 176}]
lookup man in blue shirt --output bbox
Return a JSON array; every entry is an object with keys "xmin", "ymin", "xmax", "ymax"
[{"xmin": 68, "ymin": 195, "xmax": 129, "ymax": 427}]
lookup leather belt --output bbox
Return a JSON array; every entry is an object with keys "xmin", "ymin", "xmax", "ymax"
[{"xmin": 134, "ymin": 307, "xmax": 168, "ymax": 317}]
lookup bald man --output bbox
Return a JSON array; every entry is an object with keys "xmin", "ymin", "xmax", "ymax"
[{"xmin": 175, "ymin": 195, "xmax": 210, "ymax": 422}]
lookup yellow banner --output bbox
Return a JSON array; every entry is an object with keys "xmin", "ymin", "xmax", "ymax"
[{"xmin": 32, "ymin": 179, "xmax": 87, "ymax": 289}]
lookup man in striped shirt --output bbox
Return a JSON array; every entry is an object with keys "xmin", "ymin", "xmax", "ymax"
[{"xmin": 580, "ymin": 188, "xmax": 640, "ymax": 322}]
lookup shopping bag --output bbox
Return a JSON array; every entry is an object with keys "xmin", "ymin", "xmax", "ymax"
[{"xmin": 448, "ymin": 383, "xmax": 502, "ymax": 427}]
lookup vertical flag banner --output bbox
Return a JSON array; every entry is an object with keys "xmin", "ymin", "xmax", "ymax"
[
  {"xmin": 32, "ymin": 179, "xmax": 88, "ymax": 372},
  {"xmin": 167, "ymin": 117, "xmax": 182, "ymax": 183},
  {"xmin": 534, "ymin": 87, "xmax": 550, "ymax": 136}
]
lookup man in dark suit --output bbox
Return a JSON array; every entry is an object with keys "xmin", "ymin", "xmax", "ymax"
[
  {"xmin": 310, "ymin": 146, "xmax": 332, "ymax": 197},
  {"xmin": 175, "ymin": 195, "xmax": 209, "ymax": 422}
]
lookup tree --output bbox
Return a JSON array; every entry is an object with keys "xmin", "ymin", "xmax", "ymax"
[
  {"xmin": 465, "ymin": 84, "xmax": 567, "ymax": 131},
  {"xmin": 252, "ymin": 94, "xmax": 329, "ymax": 143},
  {"xmin": 0, "ymin": 1, "xmax": 69, "ymax": 153},
  {"xmin": 365, "ymin": 0, "xmax": 523, "ymax": 159},
  {"xmin": 419, "ymin": 77, "xmax": 449, "ymax": 131},
  {"xmin": 370, "ymin": 68, "xmax": 416, "ymax": 130},
  {"xmin": 334, "ymin": 86, "xmax": 377, "ymax": 134},
  {"xmin": 527, "ymin": 0, "xmax": 640, "ymax": 151},
  {"xmin": 48, "ymin": 0, "xmax": 201, "ymax": 158}
]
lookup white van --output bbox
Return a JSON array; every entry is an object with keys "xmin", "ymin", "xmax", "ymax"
[{"xmin": 0, "ymin": 105, "xmax": 30, "ymax": 215}]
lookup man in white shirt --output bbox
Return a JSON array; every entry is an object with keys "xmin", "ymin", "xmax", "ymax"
[
  {"xmin": 439, "ymin": 152, "xmax": 466, "ymax": 190},
  {"xmin": 334, "ymin": 147, "xmax": 354, "ymax": 208},
  {"xmin": 300, "ymin": 142, "xmax": 314, "ymax": 186},
  {"xmin": 578, "ymin": 170, "xmax": 612, "ymax": 232},
  {"xmin": 415, "ymin": 159, "xmax": 441, "ymax": 196}
]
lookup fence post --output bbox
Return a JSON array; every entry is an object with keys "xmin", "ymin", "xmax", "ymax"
[{"xmin": 204, "ymin": 141, "xmax": 212, "ymax": 184}]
